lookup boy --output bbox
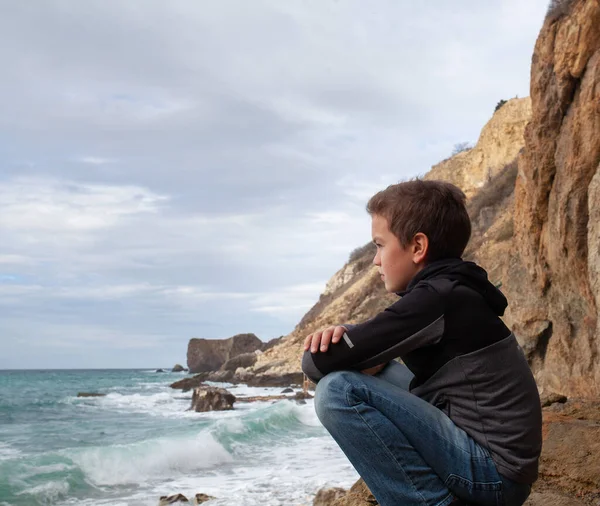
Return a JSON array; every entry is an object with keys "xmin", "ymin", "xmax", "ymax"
[{"xmin": 301, "ymin": 180, "xmax": 542, "ymax": 506}]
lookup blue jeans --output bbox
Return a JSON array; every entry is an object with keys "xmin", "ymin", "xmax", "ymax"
[{"xmin": 314, "ymin": 361, "xmax": 532, "ymax": 506}]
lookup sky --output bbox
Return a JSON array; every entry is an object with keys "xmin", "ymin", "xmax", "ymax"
[{"xmin": 0, "ymin": 0, "xmax": 550, "ymax": 369}]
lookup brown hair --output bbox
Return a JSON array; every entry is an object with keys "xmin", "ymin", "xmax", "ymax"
[{"xmin": 366, "ymin": 179, "xmax": 471, "ymax": 262}]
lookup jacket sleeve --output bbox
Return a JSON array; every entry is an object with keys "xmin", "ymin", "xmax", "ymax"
[{"xmin": 301, "ymin": 283, "xmax": 445, "ymax": 383}]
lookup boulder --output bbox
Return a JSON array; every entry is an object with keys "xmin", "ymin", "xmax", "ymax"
[
  {"xmin": 171, "ymin": 364, "xmax": 186, "ymax": 372},
  {"xmin": 193, "ymin": 493, "xmax": 215, "ymax": 505},
  {"xmin": 191, "ymin": 386, "xmax": 236, "ymax": 412},
  {"xmin": 281, "ymin": 387, "xmax": 294, "ymax": 394},
  {"xmin": 187, "ymin": 333, "xmax": 263, "ymax": 373},
  {"xmin": 158, "ymin": 494, "xmax": 188, "ymax": 505},
  {"xmin": 313, "ymin": 487, "xmax": 347, "ymax": 506},
  {"xmin": 170, "ymin": 374, "xmax": 210, "ymax": 392},
  {"xmin": 156, "ymin": 369, "xmax": 165, "ymax": 373}
]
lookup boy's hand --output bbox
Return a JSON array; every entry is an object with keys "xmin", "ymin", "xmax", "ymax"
[{"xmin": 303, "ymin": 325, "xmax": 347, "ymax": 353}]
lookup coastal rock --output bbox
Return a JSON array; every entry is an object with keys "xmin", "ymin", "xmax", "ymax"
[
  {"xmin": 158, "ymin": 494, "xmax": 188, "ymax": 505},
  {"xmin": 219, "ymin": 352, "xmax": 257, "ymax": 371},
  {"xmin": 281, "ymin": 387, "xmax": 294, "ymax": 394},
  {"xmin": 170, "ymin": 373, "xmax": 210, "ymax": 392},
  {"xmin": 77, "ymin": 392, "xmax": 106, "ymax": 397},
  {"xmin": 313, "ymin": 486, "xmax": 347, "ymax": 506},
  {"xmin": 191, "ymin": 386, "xmax": 236, "ymax": 412},
  {"xmin": 156, "ymin": 369, "xmax": 165, "ymax": 373},
  {"xmin": 193, "ymin": 493, "xmax": 215, "ymax": 505},
  {"xmin": 171, "ymin": 364, "xmax": 186, "ymax": 372},
  {"xmin": 508, "ymin": 0, "xmax": 600, "ymax": 397},
  {"xmin": 187, "ymin": 333, "xmax": 263, "ymax": 373}
]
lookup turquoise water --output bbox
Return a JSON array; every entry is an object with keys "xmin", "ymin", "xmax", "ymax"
[{"xmin": 0, "ymin": 369, "xmax": 358, "ymax": 506}]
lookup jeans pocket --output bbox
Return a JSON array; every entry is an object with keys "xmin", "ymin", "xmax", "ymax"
[{"xmin": 445, "ymin": 474, "xmax": 503, "ymax": 506}]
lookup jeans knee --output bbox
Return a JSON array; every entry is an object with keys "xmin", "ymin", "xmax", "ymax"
[{"xmin": 314, "ymin": 370, "xmax": 357, "ymax": 423}]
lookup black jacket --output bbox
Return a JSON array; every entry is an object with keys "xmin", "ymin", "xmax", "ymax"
[{"xmin": 302, "ymin": 258, "xmax": 542, "ymax": 484}]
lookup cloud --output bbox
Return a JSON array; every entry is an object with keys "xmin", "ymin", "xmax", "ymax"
[{"xmin": 0, "ymin": 0, "xmax": 550, "ymax": 368}]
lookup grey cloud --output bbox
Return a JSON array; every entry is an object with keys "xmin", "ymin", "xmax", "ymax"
[{"xmin": 0, "ymin": 0, "xmax": 549, "ymax": 368}]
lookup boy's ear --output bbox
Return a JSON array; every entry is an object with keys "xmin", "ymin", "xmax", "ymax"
[{"xmin": 411, "ymin": 232, "xmax": 428, "ymax": 264}]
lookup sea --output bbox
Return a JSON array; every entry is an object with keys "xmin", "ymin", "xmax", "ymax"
[{"xmin": 0, "ymin": 369, "xmax": 359, "ymax": 506}]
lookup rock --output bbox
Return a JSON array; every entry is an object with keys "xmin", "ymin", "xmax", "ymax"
[
  {"xmin": 158, "ymin": 494, "xmax": 188, "ymax": 506},
  {"xmin": 425, "ymin": 97, "xmax": 532, "ymax": 198},
  {"xmin": 191, "ymin": 386, "xmax": 236, "ymax": 412},
  {"xmin": 244, "ymin": 372, "xmax": 304, "ymax": 387},
  {"xmin": 281, "ymin": 387, "xmax": 294, "ymax": 394},
  {"xmin": 171, "ymin": 364, "xmax": 185, "ymax": 372},
  {"xmin": 187, "ymin": 333, "xmax": 263, "ymax": 373},
  {"xmin": 219, "ymin": 352, "xmax": 257, "ymax": 371},
  {"xmin": 193, "ymin": 493, "xmax": 215, "ymax": 505},
  {"xmin": 508, "ymin": 0, "xmax": 600, "ymax": 397},
  {"xmin": 170, "ymin": 374, "xmax": 210, "ymax": 392},
  {"xmin": 541, "ymin": 393, "xmax": 568, "ymax": 408},
  {"xmin": 77, "ymin": 392, "xmax": 106, "ymax": 397},
  {"xmin": 156, "ymin": 369, "xmax": 165, "ymax": 373},
  {"xmin": 313, "ymin": 486, "xmax": 347, "ymax": 506}
]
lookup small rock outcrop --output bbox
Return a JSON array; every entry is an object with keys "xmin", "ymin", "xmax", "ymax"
[
  {"xmin": 77, "ymin": 392, "xmax": 106, "ymax": 397},
  {"xmin": 158, "ymin": 494, "xmax": 188, "ymax": 506},
  {"xmin": 193, "ymin": 493, "xmax": 215, "ymax": 505},
  {"xmin": 313, "ymin": 486, "xmax": 348, "ymax": 506},
  {"xmin": 156, "ymin": 369, "xmax": 165, "ymax": 373},
  {"xmin": 191, "ymin": 386, "xmax": 236, "ymax": 412},
  {"xmin": 187, "ymin": 333, "xmax": 263, "ymax": 373},
  {"xmin": 219, "ymin": 352, "xmax": 257, "ymax": 371},
  {"xmin": 171, "ymin": 364, "xmax": 186, "ymax": 372}
]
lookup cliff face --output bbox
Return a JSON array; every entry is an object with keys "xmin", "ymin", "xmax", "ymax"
[
  {"xmin": 187, "ymin": 333, "xmax": 263, "ymax": 373},
  {"xmin": 508, "ymin": 0, "xmax": 600, "ymax": 396},
  {"xmin": 425, "ymin": 97, "xmax": 531, "ymax": 197}
]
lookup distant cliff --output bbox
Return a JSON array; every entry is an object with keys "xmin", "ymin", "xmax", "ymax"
[{"xmin": 187, "ymin": 333, "xmax": 263, "ymax": 373}]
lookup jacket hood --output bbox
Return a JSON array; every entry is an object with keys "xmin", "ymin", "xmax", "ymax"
[{"xmin": 400, "ymin": 258, "xmax": 508, "ymax": 316}]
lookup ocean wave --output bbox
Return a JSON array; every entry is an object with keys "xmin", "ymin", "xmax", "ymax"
[
  {"xmin": 15, "ymin": 479, "xmax": 70, "ymax": 503},
  {"xmin": 66, "ymin": 432, "xmax": 233, "ymax": 486},
  {"xmin": 0, "ymin": 441, "xmax": 23, "ymax": 461},
  {"xmin": 209, "ymin": 398, "xmax": 321, "ymax": 450}
]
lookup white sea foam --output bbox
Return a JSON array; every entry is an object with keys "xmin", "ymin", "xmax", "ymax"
[
  {"xmin": 68, "ymin": 432, "xmax": 233, "ymax": 486},
  {"xmin": 0, "ymin": 441, "xmax": 23, "ymax": 461},
  {"xmin": 16, "ymin": 479, "xmax": 70, "ymax": 502}
]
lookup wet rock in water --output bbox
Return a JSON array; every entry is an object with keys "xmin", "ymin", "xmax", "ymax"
[
  {"xmin": 170, "ymin": 373, "xmax": 210, "ymax": 392},
  {"xmin": 313, "ymin": 486, "xmax": 347, "ymax": 506},
  {"xmin": 156, "ymin": 369, "xmax": 165, "ymax": 373},
  {"xmin": 191, "ymin": 386, "xmax": 236, "ymax": 412},
  {"xmin": 77, "ymin": 392, "xmax": 106, "ymax": 397},
  {"xmin": 171, "ymin": 364, "xmax": 186, "ymax": 372},
  {"xmin": 158, "ymin": 494, "xmax": 188, "ymax": 505},
  {"xmin": 281, "ymin": 387, "xmax": 294, "ymax": 394},
  {"xmin": 208, "ymin": 369, "xmax": 234, "ymax": 382},
  {"xmin": 193, "ymin": 493, "xmax": 215, "ymax": 505},
  {"xmin": 540, "ymin": 393, "xmax": 568, "ymax": 408}
]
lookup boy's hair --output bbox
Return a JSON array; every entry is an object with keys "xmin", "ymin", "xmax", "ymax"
[{"xmin": 366, "ymin": 179, "xmax": 471, "ymax": 262}]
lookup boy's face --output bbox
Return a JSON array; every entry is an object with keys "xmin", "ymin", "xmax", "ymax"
[{"xmin": 371, "ymin": 214, "xmax": 426, "ymax": 293}]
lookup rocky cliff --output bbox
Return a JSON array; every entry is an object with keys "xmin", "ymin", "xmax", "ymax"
[
  {"xmin": 186, "ymin": 333, "xmax": 263, "ymax": 373},
  {"xmin": 505, "ymin": 0, "xmax": 600, "ymax": 397}
]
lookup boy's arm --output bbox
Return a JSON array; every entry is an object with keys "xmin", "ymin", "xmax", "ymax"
[{"xmin": 301, "ymin": 283, "xmax": 444, "ymax": 383}]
